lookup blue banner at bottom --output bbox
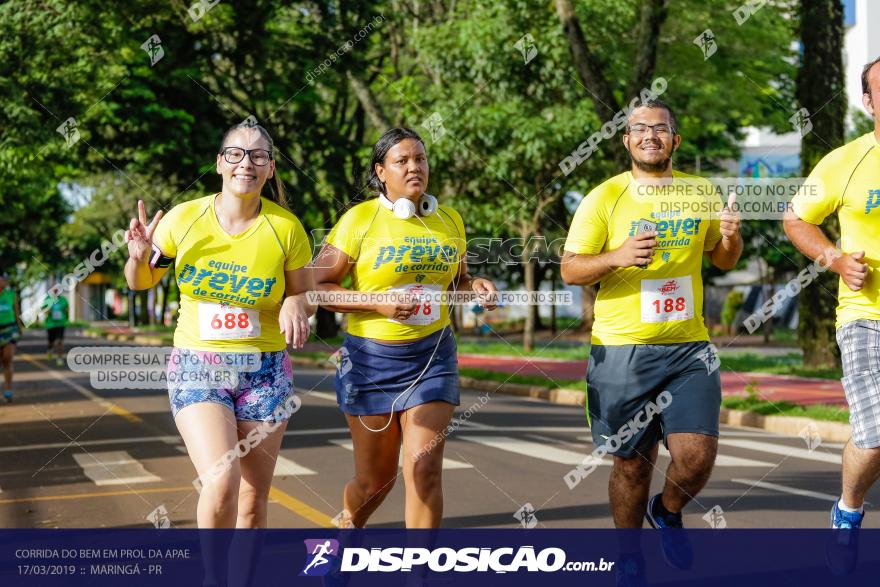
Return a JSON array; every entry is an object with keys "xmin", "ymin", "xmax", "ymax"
[{"xmin": 1, "ymin": 529, "xmax": 877, "ymax": 586}]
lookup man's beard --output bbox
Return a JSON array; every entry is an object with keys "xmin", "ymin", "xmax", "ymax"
[{"xmin": 629, "ymin": 143, "xmax": 673, "ymax": 172}]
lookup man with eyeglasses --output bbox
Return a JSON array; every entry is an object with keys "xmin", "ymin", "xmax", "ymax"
[{"xmin": 561, "ymin": 100, "xmax": 741, "ymax": 570}]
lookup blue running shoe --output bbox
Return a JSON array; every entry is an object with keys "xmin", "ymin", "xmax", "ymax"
[
  {"xmin": 3, "ymin": 390, "xmax": 12, "ymax": 403},
  {"xmin": 645, "ymin": 493, "xmax": 693, "ymax": 570},
  {"xmin": 830, "ymin": 500, "xmax": 864, "ymax": 529},
  {"xmin": 826, "ymin": 500, "xmax": 863, "ymax": 576},
  {"xmin": 615, "ymin": 551, "xmax": 647, "ymax": 587}
]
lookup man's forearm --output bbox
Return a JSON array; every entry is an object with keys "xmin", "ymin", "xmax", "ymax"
[
  {"xmin": 783, "ymin": 215, "xmax": 838, "ymax": 262},
  {"xmin": 710, "ymin": 235, "xmax": 743, "ymax": 270},
  {"xmin": 561, "ymin": 251, "xmax": 618, "ymax": 286}
]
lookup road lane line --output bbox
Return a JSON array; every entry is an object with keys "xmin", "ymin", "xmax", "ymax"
[
  {"xmin": 719, "ymin": 439, "xmax": 840, "ymax": 464},
  {"xmin": 268, "ymin": 486, "xmax": 333, "ymax": 527},
  {"xmin": 731, "ymin": 478, "xmax": 841, "ymax": 502},
  {"xmin": 0, "ymin": 486, "xmax": 193, "ymax": 505},
  {"xmin": 20, "ymin": 354, "xmax": 141, "ymax": 423},
  {"xmin": 656, "ymin": 446, "xmax": 774, "ymax": 467},
  {"xmin": 72, "ymin": 451, "xmax": 161, "ymax": 486},
  {"xmin": 329, "ymin": 439, "xmax": 473, "ymax": 470},
  {"xmin": 296, "ymin": 389, "xmax": 337, "ymax": 402},
  {"xmin": 0, "ymin": 427, "xmax": 352, "ymax": 454},
  {"xmin": 274, "ymin": 454, "xmax": 317, "ymax": 476},
  {"xmin": 459, "ymin": 435, "xmax": 594, "ymax": 466}
]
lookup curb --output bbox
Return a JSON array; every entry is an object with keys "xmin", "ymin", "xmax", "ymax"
[
  {"xmin": 720, "ymin": 408, "xmax": 851, "ymax": 443},
  {"xmin": 82, "ymin": 329, "xmax": 852, "ymax": 442}
]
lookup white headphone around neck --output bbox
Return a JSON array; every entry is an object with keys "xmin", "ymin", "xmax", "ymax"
[{"xmin": 379, "ymin": 192, "xmax": 438, "ymax": 219}]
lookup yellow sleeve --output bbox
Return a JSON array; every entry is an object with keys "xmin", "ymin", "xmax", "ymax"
[
  {"xmin": 284, "ymin": 214, "xmax": 314, "ymax": 271},
  {"xmin": 791, "ymin": 154, "xmax": 841, "ymax": 225},
  {"xmin": 438, "ymin": 206, "xmax": 467, "ymax": 260},
  {"xmin": 326, "ymin": 205, "xmax": 368, "ymax": 259},
  {"xmin": 563, "ymin": 191, "xmax": 608, "ymax": 255},
  {"xmin": 151, "ymin": 204, "xmax": 183, "ymax": 258}
]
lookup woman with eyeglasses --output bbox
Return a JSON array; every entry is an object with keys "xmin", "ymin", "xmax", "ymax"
[{"xmin": 124, "ymin": 122, "xmax": 314, "ymax": 533}]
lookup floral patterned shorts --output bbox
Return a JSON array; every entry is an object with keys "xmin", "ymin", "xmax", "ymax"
[{"xmin": 167, "ymin": 347, "xmax": 295, "ymax": 422}]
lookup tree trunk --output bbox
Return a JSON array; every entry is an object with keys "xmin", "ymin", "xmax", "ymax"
[
  {"xmin": 581, "ymin": 285, "xmax": 598, "ymax": 334},
  {"xmin": 315, "ymin": 307, "xmax": 339, "ymax": 339},
  {"xmin": 796, "ymin": 0, "xmax": 846, "ymax": 367},
  {"xmin": 554, "ymin": 0, "xmax": 667, "ymax": 169},
  {"xmin": 530, "ymin": 262, "xmax": 543, "ymax": 331},
  {"xmin": 138, "ymin": 290, "xmax": 149, "ymax": 326},
  {"xmin": 523, "ymin": 257, "xmax": 536, "ymax": 352},
  {"xmin": 347, "ymin": 71, "xmax": 392, "ymax": 129}
]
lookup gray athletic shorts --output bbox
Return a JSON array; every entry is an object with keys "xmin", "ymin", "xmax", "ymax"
[
  {"xmin": 837, "ymin": 319, "xmax": 880, "ymax": 449},
  {"xmin": 586, "ymin": 341, "xmax": 722, "ymax": 458}
]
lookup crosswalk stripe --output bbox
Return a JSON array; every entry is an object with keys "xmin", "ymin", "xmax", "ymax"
[
  {"xmin": 460, "ymin": 435, "xmax": 592, "ymax": 466},
  {"xmin": 274, "ymin": 454, "xmax": 317, "ymax": 476},
  {"xmin": 719, "ymin": 439, "xmax": 840, "ymax": 464},
  {"xmin": 656, "ymin": 446, "xmax": 773, "ymax": 467},
  {"xmin": 329, "ymin": 439, "xmax": 473, "ymax": 470},
  {"xmin": 731, "ymin": 478, "xmax": 841, "ymax": 502},
  {"xmin": 72, "ymin": 451, "xmax": 161, "ymax": 486}
]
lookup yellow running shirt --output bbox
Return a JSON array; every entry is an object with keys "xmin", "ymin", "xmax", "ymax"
[
  {"xmin": 791, "ymin": 132, "xmax": 880, "ymax": 328},
  {"xmin": 326, "ymin": 198, "xmax": 466, "ymax": 341},
  {"xmin": 564, "ymin": 170, "xmax": 723, "ymax": 345},
  {"xmin": 152, "ymin": 194, "xmax": 313, "ymax": 352}
]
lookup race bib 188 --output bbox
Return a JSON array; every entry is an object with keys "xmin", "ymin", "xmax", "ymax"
[
  {"xmin": 198, "ymin": 302, "xmax": 261, "ymax": 340},
  {"xmin": 640, "ymin": 276, "xmax": 695, "ymax": 323}
]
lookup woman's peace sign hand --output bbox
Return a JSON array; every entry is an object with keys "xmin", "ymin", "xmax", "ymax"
[{"xmin": 125, "ymin": 200, "xmax": 164, "ymax": 264}]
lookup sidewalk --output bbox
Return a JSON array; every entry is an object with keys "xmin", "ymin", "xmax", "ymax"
[{"xmin": 456, "ymin": 354, "xmax": 846, "ymax": 407}]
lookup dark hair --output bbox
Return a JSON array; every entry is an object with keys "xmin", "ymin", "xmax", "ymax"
[
  {"xmin": 218, "ymin": 122, "xmax": 287, "ymax": 208},
  {"xmin": 366, "ymin": 127, "xmax": 425, "ymax": 195},
  {"xmin": 628, "ymin": 99, "xmax": 678, "ymax": 134},
  {"xmin": 862, "ymin": 56, "xmax": 880, "ymax": 96}
]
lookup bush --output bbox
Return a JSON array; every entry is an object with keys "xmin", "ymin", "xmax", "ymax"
[{"xmin": 721, "ymin": 290, "xmax": 745, "ymax": 326}]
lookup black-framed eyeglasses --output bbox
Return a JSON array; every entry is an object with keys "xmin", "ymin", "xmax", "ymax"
[
  {"xmin": 626, "ymin": 123, "xmax": 675, "ymax": 137},
  {"xmin": 219, "ymin": 147, "xmax": 273, "ymax": 166}
]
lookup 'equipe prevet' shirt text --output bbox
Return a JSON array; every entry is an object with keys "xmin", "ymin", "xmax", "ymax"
[{"xmin": 152, "ymin": 195, "xmax": 312, "ymax": 352}]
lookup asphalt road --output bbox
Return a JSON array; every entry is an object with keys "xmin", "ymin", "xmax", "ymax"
[{"xmin": 0, "ymin": 330, "xmax": 874, "ymax": 530}]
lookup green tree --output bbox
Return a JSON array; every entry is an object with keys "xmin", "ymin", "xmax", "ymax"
[{"xmin": 795, "ymin": 0, "xmax": 846, "ymax": 367}]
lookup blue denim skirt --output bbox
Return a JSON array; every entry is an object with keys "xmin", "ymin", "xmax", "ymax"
[{"xmin": 335, "ymin": 327, "xmax": 460, "ymax": 415}]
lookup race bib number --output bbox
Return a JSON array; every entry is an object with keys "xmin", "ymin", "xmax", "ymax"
[
  {"xmin": 640, "ymin": 276, "xmax": 695, "ymax": 323},
  {"xmin": 51, "ymin": 310, "xmax": 64, "ymax": 320},
  {"xmin": 388, "ymin": 284, "xmax": 442, "ymax": 326},
  {"xmin": 198, "ymin": 302, "xmax": 261, "ymax": 340}
]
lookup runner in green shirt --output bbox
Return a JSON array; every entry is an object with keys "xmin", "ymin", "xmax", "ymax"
[
  {"xmin": 44, "ymin": 293, "xmax": 69, "ymax": 366},
  {"xmin": 0, "ymin": 273, "xmax": 24, "ymax": 402}
]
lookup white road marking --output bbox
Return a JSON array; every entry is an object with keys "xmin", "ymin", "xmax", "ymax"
[
  {"xmin": 72, "ymin": 451, "xmax": 161, "ymax": 486},
  {"xmin": 0, "ymin": 428, "xmax": 352, "ymax": 454},
  {"xmin": 298, "ymin": 390, "xmax": 337, "ymax": 403},
  {"xmin": 719, "ymin": 439, "xmax": 840, "ymax": 464},
  {"xmin": 657, "ymin": 445, "xmax": 773, "ymax": 467},
  {"xmin": 731, "ymin": 478, "xmax": 841, "ymax": 502},
  {"xmin": 274, "ymin": 454, "xmax": 317, "ymax": 476},
  {"xmin": 460, "ymin": 435, "xmax": 595, "ymax": 466},
  {"xmin": 329, "ymin": 439, "xmax": 472, "ymax": 470}
]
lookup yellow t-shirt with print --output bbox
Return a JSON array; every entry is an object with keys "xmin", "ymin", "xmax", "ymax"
[
  {"xmin": 564, "ymin": 170, "xmax": 723, "ymax": 346},
  {"xmin": 152, "ymin": 194, "xmax": 313, "ymax": 352},
  {"xmin": 791, "ymin": 132, "xmax": 880, "ymax": 328},
  {"xmin": 326, "ymin": 198, "xmax": 466, "ymax": 341}
]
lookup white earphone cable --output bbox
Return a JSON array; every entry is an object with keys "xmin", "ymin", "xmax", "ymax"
[{"xmin": 357, "ymin": 200, "xmax": 459, "ymax": 433}]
